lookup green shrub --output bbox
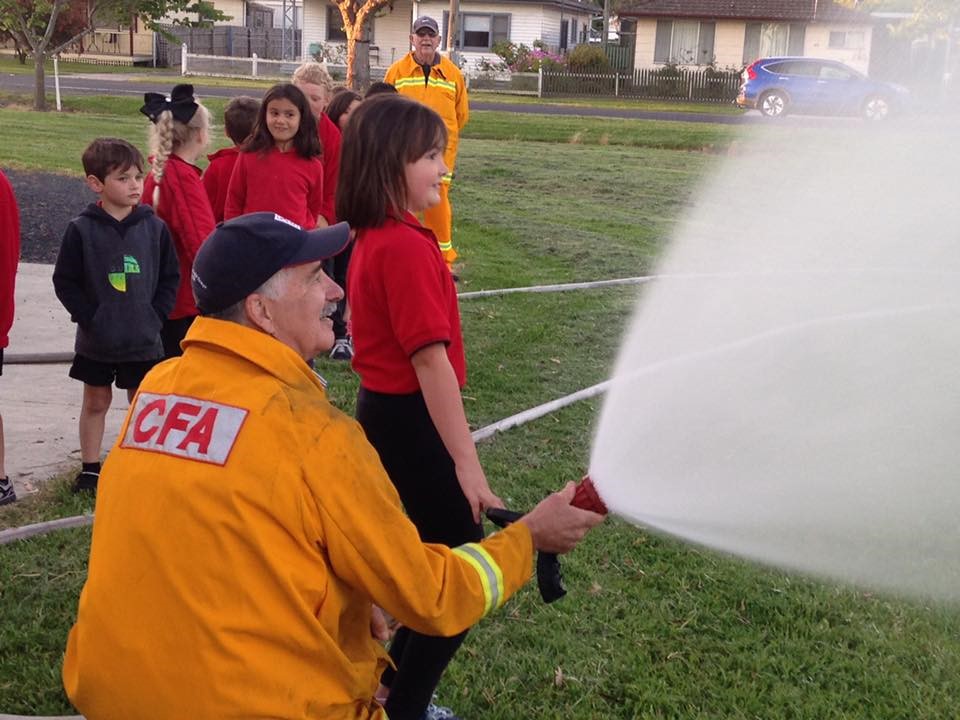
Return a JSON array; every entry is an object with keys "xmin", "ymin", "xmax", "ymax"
[{"xmin": 567, "ymin": 44, "xmax": 611, "ymax": 73}]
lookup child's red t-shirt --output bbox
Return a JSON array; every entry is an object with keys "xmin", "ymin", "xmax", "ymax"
[
  {"xmin": 142, "ymin": 154, "xmax": 216, "ymax": 319},
  {"xmin": 224, "ymin": 147, "xmax": 324, "ymax": 229},
  {"xmin": 202, "ymin": 146, "xmax": 240, "ymax": 223},
  {"xmin": 348, "ymin": 212, "xmax": 466, "ymax": 394},
  {"xmin": 317, "ymin": 113, "xmax": 341, "ymax": 226}
]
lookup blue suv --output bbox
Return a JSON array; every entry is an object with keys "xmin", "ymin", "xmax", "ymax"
[{"xmin": 737, "ymin": 57, "xmax": 907, "ymax": 120}]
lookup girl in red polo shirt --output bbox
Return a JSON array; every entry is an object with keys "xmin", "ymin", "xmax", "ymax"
[
  {"xmin": 141, "ymin": 84, "xmax": 216, "ymax": 358},
  {"xmin": 338, "ymin": 94, "xmax": 503, "ymax": 720},
  {"xmin": 224, "ymin": 83, "xmax": 325, "ymax": 229}
]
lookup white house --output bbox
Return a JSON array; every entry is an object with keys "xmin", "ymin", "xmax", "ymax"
[
  {"xmin": 618, "ymin": 0, "xmax": 875, "ymax": 74},
  {"xmin": 299, "ymin": 0, "xmax": 596, "ymax": 73}
]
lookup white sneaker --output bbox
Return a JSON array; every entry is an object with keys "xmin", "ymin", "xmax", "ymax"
[
  {"xmin": 329, "ymin": 337, "xmax": 354, "ymax": 361},
  {"xmin": 422, "ymin": 702, "xmax": 461, "ymax": 720}
]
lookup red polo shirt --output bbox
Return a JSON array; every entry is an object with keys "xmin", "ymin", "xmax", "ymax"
[
  {"xmin": 0, "ymin": 169, "xmax": 20, "ymax": 349},
  {"xmin": 142, "ymin": 153, "xmax": 216, "ymax": 319},
  {"xmin": 202, "ymin": 146, "xmax": 240, "ymax": 223},
  {"xmin": 317, "ymin": 113, "xmax": 341, "ymax": 225},
  {"xmin": 348, "ymin": 213, "xmax": 466, "ymax": 394},
  {"xmin": 224, "ymin": 147, "xmax": 324, "ymax": 229}
]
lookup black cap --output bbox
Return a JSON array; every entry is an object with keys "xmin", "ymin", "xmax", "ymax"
[
  {"xmin": 192, "ymin": 212, "xmax": 351, "ymax": 315},
  {"xmin": 412, "ymin": 16, "xmax": 439, "ymax": 34}
]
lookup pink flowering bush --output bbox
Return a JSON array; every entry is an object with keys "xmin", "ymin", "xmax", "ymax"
[{"xmin": 491, "ymin": 40, "xmax": 567, "ymax": 72}]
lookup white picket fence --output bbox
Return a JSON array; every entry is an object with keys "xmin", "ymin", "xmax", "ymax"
[{"xmin": 179, "ymin": 45, "xmax": 387, "ymax": 83}]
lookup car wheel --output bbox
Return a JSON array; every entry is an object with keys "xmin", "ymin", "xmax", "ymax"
[
  {"xmin": 759, "ymin": 91, "xmax": 788, "ymax": 118},
  {"xmin": 862, "ymin": 95, "xmax": 891, "ymax": 121}
]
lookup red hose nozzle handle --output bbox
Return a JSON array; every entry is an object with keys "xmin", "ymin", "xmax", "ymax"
[
  {"xmin": 486, "ymin": 473, "xmax": 606, "ymax": 604},
  {"xmin": 572, "ymin": 475, "xmax": 608, "ymax": 515}
]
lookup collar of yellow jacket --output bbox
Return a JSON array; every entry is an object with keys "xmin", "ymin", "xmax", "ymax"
[
  {"xmin": 182, "ymin": 316, "xmax": 329, "ymax": 395},
  {"xmin": 404, "ymin": 50, "xmax": 454, "ymax": 77}
]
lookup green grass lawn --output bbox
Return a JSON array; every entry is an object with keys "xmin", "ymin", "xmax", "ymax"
[
  {"xmin": 469, "ymin": 90, "xmax": 745, "ymax": 116},
  {"xmin": 0, "ymin": 90, "xmax": 738, "ymax": 176},
  {"xmin": 2, "ymin": 101, "xmax": 959, "ymax": 718}
]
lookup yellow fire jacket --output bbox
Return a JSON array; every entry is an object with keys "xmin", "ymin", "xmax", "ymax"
[
  {"xmin": 385, "ymin": 52, "xmax": 469, "ymax": 177},
  {"xmin": 63, "ymin": 317, "xmax": 533, "ymax": 719}
]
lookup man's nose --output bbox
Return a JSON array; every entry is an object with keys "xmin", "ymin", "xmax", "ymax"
[{"xmin": 326, "ymin": 278, "xmax": 344, "ymax": 302}]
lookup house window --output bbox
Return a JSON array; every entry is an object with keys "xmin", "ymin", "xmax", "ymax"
[
  {"xmin": 327, "ymin": 5, "xmax": 346, "ymax": 41},
  {"xmin": 560, "ymin": 20, "xmax": 569, "ymax": 50},
  {"xmin": 743, "ymin": 22, "xmax": 805, "ymax": 63},
  {"xmin": 829, "ymin": 31, "xmax": 864, "ymax": 50},
  {"xmin": 653, "ymin": 20, "xmax": 716, "ymax": 65},
  {"xmin": 327, "ymin": 5, "xmax": 374, "ymax": 42},
  {"xmin": 460, "ymin": 13, "xmax": 509, "ymax": 51}
]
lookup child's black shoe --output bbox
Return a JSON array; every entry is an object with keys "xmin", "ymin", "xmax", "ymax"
[
  {"xmin": 72, "ymin": 470, "xmax": 99, "ymax": 493},
  {"xmin": 0, "ymin": 476, "xmax": 16, "ymax": 505}
]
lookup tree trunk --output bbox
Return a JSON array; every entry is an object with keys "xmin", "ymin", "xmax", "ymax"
[
  {"xmin": 34, "ymin": 52, "xmax": 47, "ymax": 111},
  {"xmin": 338, "ymin": 0, "xmax": 388, "ymax": 90},
  {"xmin": 354, "ymin": 23, "xmax": 371, "ymax": 90}
]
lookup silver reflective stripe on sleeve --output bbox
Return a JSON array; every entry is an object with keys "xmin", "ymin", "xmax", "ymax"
[{"xmin": 452, "ymin": 542, "xmax": 505, "ymax": 617}]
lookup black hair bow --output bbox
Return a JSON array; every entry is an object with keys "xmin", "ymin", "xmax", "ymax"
[{"xmin": 140, "ymin": 84, "xmax": 199, "ymax": 124}]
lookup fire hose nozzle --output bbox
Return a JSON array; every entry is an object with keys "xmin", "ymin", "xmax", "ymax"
[
  {"xmin": 485, "ymin": 473, "xmax": 606, "ymax": 604},
  {"xmin": 572, "ymin": 475, "xmax": 609, "ymax": 515}
]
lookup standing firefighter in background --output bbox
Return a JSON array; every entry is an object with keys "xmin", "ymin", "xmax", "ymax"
[{"xmin": 385, "ymin": 16, "xmax": 468, "ymax": 274}]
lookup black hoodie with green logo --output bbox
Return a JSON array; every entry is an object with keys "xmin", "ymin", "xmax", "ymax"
[{"xmin": 53, "ymin": 203, "xmax": 179, "ymax": 363}]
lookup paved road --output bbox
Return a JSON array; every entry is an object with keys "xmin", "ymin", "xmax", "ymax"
[{"xmin": 1, "ymin": 71, "xmax": 757, "ymax": 124}]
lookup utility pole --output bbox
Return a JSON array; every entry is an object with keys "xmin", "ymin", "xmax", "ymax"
[
  {"xmin": 447, "ymin": 0, "xmax": 459, "ymax": 63},
  {"xmin": 281, "ymin": 0, "xmax": 298, "ymax": 60},
  {"xmin": 602, "ymin": 0, "xmax": 610, "ymax": 51}
]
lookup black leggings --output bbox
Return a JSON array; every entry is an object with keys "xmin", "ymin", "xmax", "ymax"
[
  {"xmin": 325, "ymin": 243, "xmax": 352, "ymax": 340},
  {"xmin": 356, "ymin": 386, "xmax": 482, "ymax": 720}
]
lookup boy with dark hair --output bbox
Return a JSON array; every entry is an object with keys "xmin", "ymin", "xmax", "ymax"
[
  {"xmin": 202, "ymin": 95, "xmax": 260, "ymax": 223},
  {"xmin": 364, "ymin": 81, "xmax": 398, "ymax": 98},
  {"xmin": 53, "ymin": 138, "xmax": 179, "ymax": 493}
]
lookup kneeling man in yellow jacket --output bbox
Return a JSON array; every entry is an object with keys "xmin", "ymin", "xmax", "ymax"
[{"xmin": 62, "ymin": 212, "xmax": 603, "ymax": 720}]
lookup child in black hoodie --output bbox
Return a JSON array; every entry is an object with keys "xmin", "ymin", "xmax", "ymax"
[{"xmin": 53, "ymin": 138, "xmax": 179, "ymax": 493}]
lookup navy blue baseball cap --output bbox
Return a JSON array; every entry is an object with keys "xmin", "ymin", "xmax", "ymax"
[
  {"xmin": 412, "ymin": 16, "xmax": 439, "ymax": 34},
  {"xmin": 192, "ymin": 212, "xmax": 351, "ymax": 315}
]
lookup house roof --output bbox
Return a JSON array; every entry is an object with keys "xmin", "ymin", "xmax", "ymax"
[
  {"xmin": 497, "ymin": 0, "xmax": 598, "ymax": 13},
  {"xmin": 617, "ymin": 0, "xmax": 869, "ymax": 23}
]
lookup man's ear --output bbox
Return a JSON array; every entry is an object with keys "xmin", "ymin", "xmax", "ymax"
[
  {"xmin": 244, "ymin": 292, "xmax": 275, "ymax": 335},
  {"xmin": 85, "ymin": 175, "xmax": 104, "ymax": 194}
]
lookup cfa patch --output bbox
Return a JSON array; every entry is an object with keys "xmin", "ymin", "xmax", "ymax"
[{"xmin": 121, "ymin": 392, "xmax": 248, "ymax": 465}]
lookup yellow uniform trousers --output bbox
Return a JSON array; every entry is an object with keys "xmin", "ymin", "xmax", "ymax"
[{"xmin": 421, "ymin": 179, "xmax": 456, "ymax": 266}]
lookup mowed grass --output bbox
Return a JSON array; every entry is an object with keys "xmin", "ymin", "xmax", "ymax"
[
  {"xmin": 2, "ymin": 102, "xmax": 960, "ymax": 718},
  {"xmin": 0, "ymin": 90, "xmax": 740, "ymax": 176}
]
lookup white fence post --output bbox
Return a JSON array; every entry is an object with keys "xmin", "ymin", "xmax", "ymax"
[
  {"xmin": 53, "ymin": 55, "xmax": 62, "ymax": 111},
  {"xmin": 181, "ymin": 43, "xmax": 188, "ymax": 75},
  {"xmin": 253, "ymin": 53, "xmax": 259, "ymax": 78},
  {"xmin": 537, "ymin": 66, "xmax": 543, "ymax": 98},
  {"xmin": 614, "ymin": 72, "xmax": 619, "ymax": 97}
]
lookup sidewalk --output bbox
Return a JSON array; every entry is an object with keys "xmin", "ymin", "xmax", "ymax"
[{"xmin": 4, "ymin": 262, "xmax": 131, "ymax": 498}]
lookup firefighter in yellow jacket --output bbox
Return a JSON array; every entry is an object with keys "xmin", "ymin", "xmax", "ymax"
[
  {"xmin": 385, "ymin": 15, "xmax": 469, "ymax": 272},
  {"xmin": 62, "ymin": 212, "xmax": 602, "ymax": 720}
]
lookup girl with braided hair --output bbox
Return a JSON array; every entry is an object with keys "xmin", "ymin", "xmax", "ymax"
[{"xmin": 140, "ymin": 84, "xmax": 216, "ymax": 358}]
